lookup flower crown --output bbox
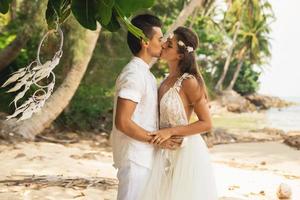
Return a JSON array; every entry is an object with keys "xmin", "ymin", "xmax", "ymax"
[{"xmin": 169, "ymin": 33, "xmax": 194, "ymax": 53}]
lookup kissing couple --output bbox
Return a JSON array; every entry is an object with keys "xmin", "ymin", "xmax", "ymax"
[{"xmin": 110, "ymin": 14, "xmax": 218, "ymax": 200}]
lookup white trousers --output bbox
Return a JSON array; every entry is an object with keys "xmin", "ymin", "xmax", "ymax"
[{"xmin": 116, "ymin": 161, "xmax": 151, "ymax": 200}]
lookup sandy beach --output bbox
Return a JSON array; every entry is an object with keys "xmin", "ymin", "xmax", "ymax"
[
  {"xmin": 0, "ymin": 99, "xmax": 299, "ymax": 200},
  {"xmin": 0, "ymin": 139, "xmax": 299, "ymax": 200},
  {"xmin": 212, "ymin": 142, "xmax": 300, "ymax": 199},
  {"xmin": 0, "ymin": 0, "xmax": 299, "ymax": 199}
]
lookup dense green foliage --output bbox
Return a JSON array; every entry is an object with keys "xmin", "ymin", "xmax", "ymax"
[{"xmin": 0, "ymin": 0, "xmax": 274, "ymax": 131}]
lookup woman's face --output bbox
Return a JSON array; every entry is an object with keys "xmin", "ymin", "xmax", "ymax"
[{"xmin": 160, "ymin": 35, "xmax": 181, "ymax": 62}]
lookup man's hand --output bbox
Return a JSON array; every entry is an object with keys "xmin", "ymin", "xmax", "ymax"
[{"xmin": 156, "ymin": 136, "xmax": 184, "ymax": 150}]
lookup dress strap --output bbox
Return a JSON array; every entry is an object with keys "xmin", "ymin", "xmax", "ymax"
[{"xmin": 174, "ymin": 73, "xmax": 195, "ymax": 92}]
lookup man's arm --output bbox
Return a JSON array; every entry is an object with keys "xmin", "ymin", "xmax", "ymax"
[
  {"xmin": 115, "ymin": 97, "xmax": 153, "ymax": 142},
  {"xmin": 115, "ymin": 97, "xmax": 183, "ymax": 149}
]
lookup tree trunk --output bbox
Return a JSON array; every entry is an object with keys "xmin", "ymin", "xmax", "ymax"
[
  {"xmin": 0, "ymin": 0, "xmax": 45, "ymax": 72},
  {"xmin": 188, "ymin": 7, "xmax": 200, "ymax": 29},
  {"xmin": 9, "ymin": 0, "xmax": 17, "ymax": 20},
  {"xmin": 215, "ymin": 21, "xmax": 240, "ymax": 92},
  {"xmin": 3, "ymin": 22, "xmax": 101, "ymax": 140},
  {"xmin": 167, "ymin": 0, "xmax": 204, "ymax": 33},
  {"xmin": 226, "ymin": 46, "xmax": 247, "ymax": 91},
  {"xmin": 0, "ymin": 32, "xmax": 30, "ymax": 72}
]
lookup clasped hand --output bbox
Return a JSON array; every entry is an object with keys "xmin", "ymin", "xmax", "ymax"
[{"xmin": 148, "ymin": 128, "xmax": 183, "ymax": 150}]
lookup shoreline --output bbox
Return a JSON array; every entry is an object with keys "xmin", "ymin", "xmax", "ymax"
[
  {"xmin": 0, "ymin": 93, "xmax": 299, "ymax": 199},
  {"xmin": 209, "ymin": 97, "xmax": 300, "ymax": 150}
]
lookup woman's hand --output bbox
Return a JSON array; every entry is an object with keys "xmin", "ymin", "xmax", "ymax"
[
  {"xmin": 149, "ymin": 128, "xmax": 174, "ymax": 145},
  {"xmin": 158, "ymin": 138, "xmax": 183, "ymax": 150}
]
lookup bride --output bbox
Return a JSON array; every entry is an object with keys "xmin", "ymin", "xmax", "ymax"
[{"xmin": 140, "ymin": 26, "xmax": 218, "ymax": 200}]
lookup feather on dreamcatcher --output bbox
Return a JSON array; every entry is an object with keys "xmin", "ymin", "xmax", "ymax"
[{"xmin": 1, "ymin": 26, "xmax": 64, "ymax": 121}]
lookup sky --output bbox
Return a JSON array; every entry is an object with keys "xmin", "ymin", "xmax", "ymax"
[{"xmin": 259, "ymin": 0, "xmax": 300, "ymax": 98}]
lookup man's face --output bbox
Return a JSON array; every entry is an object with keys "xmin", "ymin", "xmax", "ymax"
[{"xmin": 147, "ymin": 27, "xmax": 163, "ymax": 58}]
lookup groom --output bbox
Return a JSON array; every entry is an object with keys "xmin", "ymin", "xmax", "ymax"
[{"xmin": 110, "ymin": 14, "xmax": 182, "ymax": 200}]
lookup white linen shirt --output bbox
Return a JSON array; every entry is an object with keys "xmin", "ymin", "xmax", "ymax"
[{"xmin": 111, "ymin": 57, "xmax": 158, "ymax": 169}]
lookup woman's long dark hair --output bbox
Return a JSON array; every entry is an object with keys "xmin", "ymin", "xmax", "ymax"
[{"xmin": 174, "ymin": 26, "xmax": 208, "ymax": 101}]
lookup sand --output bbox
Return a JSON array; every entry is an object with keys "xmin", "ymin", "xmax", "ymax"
[{"xmin": 0, "ymin": 140, "xmax": 299, "ymax": 200}]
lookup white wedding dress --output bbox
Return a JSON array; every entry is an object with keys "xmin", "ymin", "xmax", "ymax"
[{"xmin": 140, "ymin": 73, "xmax": 218, "ymax": 200}]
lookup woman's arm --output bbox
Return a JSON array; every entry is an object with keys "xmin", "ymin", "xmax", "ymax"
[{"xmin": 150, "ymin": 77, "xmax": 212, "ymax": 144}]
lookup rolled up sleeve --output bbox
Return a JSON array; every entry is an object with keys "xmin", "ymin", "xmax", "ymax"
[{"xmin": 117, "ymin": 70, "xmax": 144, "ymax": 103}]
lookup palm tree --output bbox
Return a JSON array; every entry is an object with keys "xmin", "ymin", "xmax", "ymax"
[
  {"xmin": 213, "ymin": 0, "xmax": 272, "ymax": 92},
  {"xmin": 226, "ymin": 0, "xmax": 272, "ymax": 90},
  {"xmin": 166, "ymin": 0, "xmax": 204, "ymax": 33},
  {"xmin": 214, "ymin": 20, "xmax": 240, "ymax": 91},
  {"xmin": 214, "ymin": 0, "xmax": 245, "ymax": 92},
  {"xmin": 226, "ymin": 45, "xmax": 247, "ymax": 90}
]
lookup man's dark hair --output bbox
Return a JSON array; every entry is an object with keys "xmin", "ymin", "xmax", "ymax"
[{"xmin": 127, "ymin": 14, "xmax": 162, "ymax": 55}]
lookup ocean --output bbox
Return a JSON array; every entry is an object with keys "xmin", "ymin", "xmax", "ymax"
[{"xmin": 266, "ymin": 97, "xmax": 300, "ymax": 132}]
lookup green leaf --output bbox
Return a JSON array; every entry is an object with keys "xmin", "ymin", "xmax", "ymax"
[
  {"xmin": 46, "ymin": 0, "xmax": 71, "ymax": 30},
  {"xmin": 0, "ymin": 0, "xmax": 13, "ymax": 14},
  {"xmin": 60, "ymin": 7, "xmax": 71, "ymax": 24},
  {"xmin": 115, "ymin": 0, "xmax": 155, "ymax": 16},
  {"xmin": 60, "ymin": 0, "xmax": 71, "ymax": 24},
  {"xmin": 102, "ymin": 10, "xmax": 120, "ymax": 32},
  {"xmin": 95, "ymin": 0, "xmax": 114, "ymax": 26},
  {"xmin": 46, "ymin": 1, "xmax": 58, "ymax": 29},
  {"xmin": 71, "ymin": 0, "xmax": 97, "ymax": 30},
  {"xmin": 114, "ymin": 5, "xmax": 148, "ymax": 41}
]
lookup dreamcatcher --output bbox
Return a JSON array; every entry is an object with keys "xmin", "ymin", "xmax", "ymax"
[{"xmin": 1, "ymin": 26, "xmax": 64, "ymax": 121}]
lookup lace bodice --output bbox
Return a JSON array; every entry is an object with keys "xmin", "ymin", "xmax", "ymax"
[
  {"xmin": 159, "ymin": 73, "xmax": 195, "ymax": 129},
  {"xmin": 142, "ymin": 72, "xmax": 218, "ymax": 200}
]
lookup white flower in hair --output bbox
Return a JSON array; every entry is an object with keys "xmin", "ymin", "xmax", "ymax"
[
  {"xmin": 168, "ymin": 33, "xmax": 174, "ymax": 39},
  {"xmin": 178, "ymin": 40, "xmax": 185, "ymax": 46},
  {"xmin": 177, "ymin": 40, "xmax": 194, "ymax": 53},
  {"xmin": 187, "ymin": 46, "xmax": 194, "ymax": 53}
]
